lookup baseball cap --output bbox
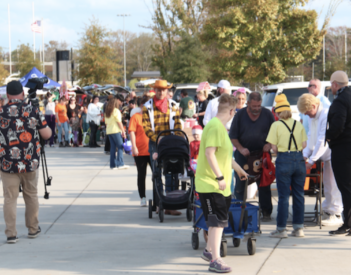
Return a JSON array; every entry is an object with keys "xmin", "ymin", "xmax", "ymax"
[
  {"xmin": 330, "ymin": 71, "xmax": 349, "ymax": 84},
  {"xmin": 217, "ymin": 80, "xmax": 231, "ymax": 89},
  {"xmin": 7, "ymin": 81, "xmax": 23, "ymax": 95}
]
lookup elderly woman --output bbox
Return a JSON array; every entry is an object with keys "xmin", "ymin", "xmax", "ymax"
[
  {"xmin": 87, "ymin": 95, "xmax": 101, "ymax": 148},
  {"xmin": 193, "ymin": 82, "xmax": 210, "ymax": 128},
  {"xmin": 266, "ymin": 94, "xmax": 307, "ymax": 238},
  {"xmin": 195, "ymin": 94, "xmax": 247, "ymax": 273}
]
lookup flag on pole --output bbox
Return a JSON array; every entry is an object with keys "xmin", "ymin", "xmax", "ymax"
[{"xmin": 31, "ymin": 20, "xmax": 41, "ymax": 33}]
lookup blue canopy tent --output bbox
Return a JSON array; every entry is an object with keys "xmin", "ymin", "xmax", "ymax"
[{"xmin": 0, "ymin": 67, "xmax": 61, "ymax": 95}]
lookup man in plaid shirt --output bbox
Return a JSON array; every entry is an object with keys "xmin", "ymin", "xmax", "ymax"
[{"xmin": 143, "ymin": 80, "xmax": 182, "ymax": 215}]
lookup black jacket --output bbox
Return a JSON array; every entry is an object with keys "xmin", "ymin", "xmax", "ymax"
[{"xmin": 326, "ymin": 86, "xmax": 351, "ymax": 148}]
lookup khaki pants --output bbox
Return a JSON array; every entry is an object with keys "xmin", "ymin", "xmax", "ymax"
[{"xmin": 1, "ymin": 170, "xmax": 39, "ymax": 237}]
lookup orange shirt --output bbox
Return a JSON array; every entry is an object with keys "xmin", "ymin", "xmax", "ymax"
[
  {"xmin": 129, "ymin": 113, "xmax": 149, "ymax": 156},
  {"xmin": 55, "ymin": 103, "xmax": 68, "ymax": 123}
]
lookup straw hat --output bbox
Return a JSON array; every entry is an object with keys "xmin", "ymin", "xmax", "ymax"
[{"xmin": 149, "ymin": 80, "xmax": 173, "ymax": 89}]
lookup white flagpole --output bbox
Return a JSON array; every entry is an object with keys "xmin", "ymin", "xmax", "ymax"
[
  {"xmin": 8, "ymin": 4, "xmax": 12, "ymax": 75},
  {"xmin": 42, "ymin": 18, "xmax": 45, "ymax": 74},
  {"xmin": 32, "ymin": 2, "xmax": 35, "ymax": 60}
]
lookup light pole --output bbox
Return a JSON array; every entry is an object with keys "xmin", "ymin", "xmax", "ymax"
[{"xmin": 117, "ymin": 14, "xmax": 131, "ymax": 88}]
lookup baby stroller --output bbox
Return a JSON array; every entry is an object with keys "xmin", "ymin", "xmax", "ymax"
[
  {"xmin": 148, "ymin": 129, "xmax": 194, "ymax": 222},
  {"xmin": 192, "ymin": 176, "xmax": 261, "ymax": 256}
]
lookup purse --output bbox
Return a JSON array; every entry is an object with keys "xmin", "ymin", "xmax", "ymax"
[{"xmin": 260, "ymin": 152, "xmax": 276, "ymax": 187}]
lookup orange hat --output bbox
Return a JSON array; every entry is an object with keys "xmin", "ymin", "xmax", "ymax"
[{"xmin": 149, "ymin": 80, "xmax": 173, "ymax": 89}]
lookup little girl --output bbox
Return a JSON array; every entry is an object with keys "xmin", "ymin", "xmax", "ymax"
[
  {"xmin": 70, "ymin": 112, "xmax": 80, "ymax": 147},
  {"xmin": 190, "ymin": 125, "xmax": 202, "ymax": 160}
]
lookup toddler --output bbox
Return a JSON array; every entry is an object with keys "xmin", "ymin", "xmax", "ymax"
[{"xmin": 69, "ymin": 112, "xmax": 80, "ymax": 147}]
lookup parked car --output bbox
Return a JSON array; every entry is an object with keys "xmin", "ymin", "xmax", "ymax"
[{"xmin": 261, "ymin": 81, "xmax": 351, "ymax": 121}]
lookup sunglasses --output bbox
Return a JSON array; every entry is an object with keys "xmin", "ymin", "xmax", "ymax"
[{"xmin": 308, "ymin": 84, "xmax": 316, "ymax": 88}]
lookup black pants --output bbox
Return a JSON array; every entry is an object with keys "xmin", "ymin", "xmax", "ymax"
[
  {"xmin": 234, "ymin": 150, "xmax": 273, "ymax": 215},
  {"xmin": 89, "ymin": 121, "xmax": 98, "ymax": 147},
  {"xmin": 331, "ymin": 144, "xmax": 351, "ymax": 228},
  {"xmin": 134, "ymin": 155, "xmax": 152, "ymax": 198},
  {"xmin": 104, "ymin": 134, "xmax": 110, "ymax": 152}
]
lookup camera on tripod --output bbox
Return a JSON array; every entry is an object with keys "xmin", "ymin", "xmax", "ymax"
[
  {"xmin": 25, "ymin": 77, "xmax": 49, "ymax": 106},
  {"xmin": 23, "ymin": 77, "xmax": 52, "ymax": 199}
]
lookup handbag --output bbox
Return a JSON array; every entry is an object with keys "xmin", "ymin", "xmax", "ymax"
[
  {"xmin": 260, "ymin": 152, "xmax": 276, "ymax": 187},
  {"xmin": 123, "ymin": 139, "xmax": 132, "ymax": 155}
]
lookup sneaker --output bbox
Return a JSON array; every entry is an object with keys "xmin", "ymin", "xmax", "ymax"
[
  {"xmin": 104, "ymin": 151, "xmax": 110, "ymax": 155},
  {"xmin": 140, "ymin": 197, "xmax": 147, "ymax": 207},
  {"xmin": 322, "ymin": 213, "xmax": 343, "ymax": 226},
  {"xmin": 329, "ymin": 225, "xmax": 350, "ymax": 236},
  {"xmin": 290, "ymin": 228, "xmax": 305, "ymax": 237},
  {"xmin": 117, "ymin": 165, "xmax": 130, "ymax": 170},
  {"xmin": 59, "ymin": 142, "xmax": 64, "ymax": 147},
  {"xmin": 110, "ymin": 167, "xmax": 118, "ymax": 170},
  {"xmin": 6, "ymin": 236, "xmax": 18, "ymax": 244},
  {"xmin": 65, "ymin": 141, "xmax": 71, "ymax": 147},
  {"xmin": 209, "ymin": 258, "xmax": 232, "ymax": 273},
  {"xmin": 201, "ymin": 249, "xmax": 212, "ymax": 262},
  {"xmin": 28, "ymin": 226, "xmax": 41, "ymax": 238},
  {"xmin": 50, "ymin": 144, "xmax": 55, "ymax": 148},
  {"xmin": 269, "ymin": 229, "xmax": 288, "ymax": 238}
]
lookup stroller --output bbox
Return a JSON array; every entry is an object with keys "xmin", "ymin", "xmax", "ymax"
[
  {"xmin": 148, "ymin": 130, "xmax": 194, "ymax": 223},
  {"xmin": 192, "ymin": 176, "xmax": 261, "ymax": 256}
]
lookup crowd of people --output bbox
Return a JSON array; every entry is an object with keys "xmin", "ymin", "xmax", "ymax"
[{"xmin": 1, "ymin": 70, "xmax": 351, "ymax": 274}]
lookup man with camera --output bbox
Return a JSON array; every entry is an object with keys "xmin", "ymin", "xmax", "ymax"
[{"xmin": 1, "ymin": 81, "xmax": 52, "ymax": 244}]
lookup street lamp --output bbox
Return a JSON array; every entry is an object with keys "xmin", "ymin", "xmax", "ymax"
[{"xmin": 117, "ymin": 14, "xmax": 131, "ymax": 88}]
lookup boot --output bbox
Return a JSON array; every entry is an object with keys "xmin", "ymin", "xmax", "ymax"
[
  {"xmin": 59, "ymin": 142, "xmax": 64, "ymax": 148},
  {"xmin": 65, "ymin": 141, "xmax": 71, "ymax": 147}
]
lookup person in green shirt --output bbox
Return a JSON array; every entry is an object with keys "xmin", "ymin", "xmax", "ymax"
[
  {"xmin": 179, "ymin": 90, "xmax": 195, "ymax": 119},
  {"xmin": 195, "ymin": 93, "xmax": 247, "ymax": 273}
]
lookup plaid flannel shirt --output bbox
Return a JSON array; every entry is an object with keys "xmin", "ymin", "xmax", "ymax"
[{"xmin": 142, "ymin": 102, "xmax": 182, "ymax": 143}]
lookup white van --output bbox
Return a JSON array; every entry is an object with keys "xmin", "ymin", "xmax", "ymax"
[{"xmin": 261, "ymin": 81, "xmax": 351, "ymax": 121}]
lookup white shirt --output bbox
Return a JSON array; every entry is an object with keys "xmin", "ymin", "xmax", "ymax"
[
  {"xmin": 203, "ymin": 97, "xmax": 233, "ymax": 130},
  {"xmin": 303, "ymin": 104, "xmax": 330, "ymax": 163},
  {"xmin": 45, "ymin": 102, "xmax": 56, "ymax": 115},
  {"xmin": 87, "ymin": 103, "xmax": 101, "ymax": 125}
]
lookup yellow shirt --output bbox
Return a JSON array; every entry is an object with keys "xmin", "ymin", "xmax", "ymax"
[
  {"xmin": 266, "ymin": 118, "xmax": 307, "ymax": 152},
  {"xmin": 105, "ymin": 108, "xmax": 122, "ymax": 135}
]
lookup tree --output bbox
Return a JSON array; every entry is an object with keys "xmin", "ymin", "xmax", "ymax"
[
  {"xmin": 145, "ymin": 0, "xmax": 208, "ymax": 79},
  {"xmin": 0, "ymin": 47, "xmax": 8, "ymax": 86},
  {"xmin": 75, "ymin": 18, "xmax": 121, "ymax": 86},
  {"xmin": 16, "ymin": 44, "xmax": 41, "ymax": 77},
  {"xmin": 167, "ymin": 32, "xmax": 211, "ymax": 83},
  {"xmin": 201, "ymin": 0, "xmax": 327, "ymax": 84}
]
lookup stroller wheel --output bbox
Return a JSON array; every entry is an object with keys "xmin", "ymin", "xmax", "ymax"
[
  {"xmin": 191, "ymin": 232, "xmax": 199, "ymax": 250},
  {"xmin": 186, "ymin": 204, "xmax": 192, "ymax": 222},
  {"xmin": 247, "ymin": 238, "xmax": 256, "ymax": 255},
  {"xmin": 148, "ymin": 200, "xmax": 153, "ymax": 219},
  {"xmin": 220, "ymin": 240, "xmax": 227, "ymax": 257},
  {"xmin": 233, "ymin": 238, "xmax": 241, "ymax": 247},
  {"xmin": 159, "ymin": 205, "xmax": 164, "ymax": 223}
]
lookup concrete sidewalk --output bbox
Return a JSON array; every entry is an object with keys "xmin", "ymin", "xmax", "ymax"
[{"xmin": 0, "ymin": 147, "xmax": 350, "ymax": 275}]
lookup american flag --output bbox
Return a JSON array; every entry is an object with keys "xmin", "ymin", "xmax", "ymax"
[{"xmin": 31, "ymin": 20, "xmax": 42, "ymax": 33}]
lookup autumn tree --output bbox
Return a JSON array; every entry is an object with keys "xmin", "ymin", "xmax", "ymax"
[
  {"xmin": 16, "ymin": 44, "xmax": 41, "ymax": 77},
  {"xmin": 75, "ymin": 18, "xmax": 121, "ymax": 86},
  {"xmin": 201, "ymin": 0, "xmax": 327, "ymax": 85}
]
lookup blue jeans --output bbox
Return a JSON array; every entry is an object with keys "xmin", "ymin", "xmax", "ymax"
[
  {"xmin": 148, "ymin": 141, "xmax": 173, "ymax": 194},
  {"xmin": 108, "ymin": 133, "xmax": 124, "ymax": 168},
  {"xmin": 275, "ymin": 151, "xmax": 306, "ymax": 230},
  {"xmin": 57, "ymin": 121, "xmax": 69, "ymax": 142},
  {"xmin": 234, "ymin": 150, "xmax": 273, "ymax": 215}
]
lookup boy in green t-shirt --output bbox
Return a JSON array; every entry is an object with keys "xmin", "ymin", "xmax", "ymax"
[{"xmin": 195, "ymin": 94, "xmax": 247, "ymax": 273}]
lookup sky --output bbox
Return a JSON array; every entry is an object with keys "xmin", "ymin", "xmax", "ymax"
[{"xmin": 0, "ymin": 0, "xmax": 350, "ymax": 53}]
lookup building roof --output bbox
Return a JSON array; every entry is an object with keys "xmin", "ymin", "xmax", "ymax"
[{"xmin": 131, "ymin": 71, "xmax": 161, "ymax": 78}]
